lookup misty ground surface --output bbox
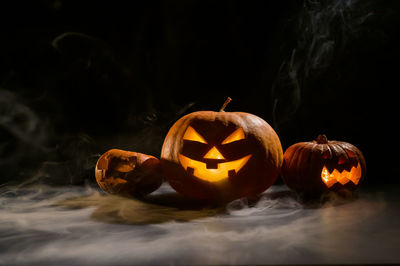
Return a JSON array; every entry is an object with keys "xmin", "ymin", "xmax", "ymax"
[{"xmin": 0, "ymin": 183, "xmax": 399, "ymax": 265}]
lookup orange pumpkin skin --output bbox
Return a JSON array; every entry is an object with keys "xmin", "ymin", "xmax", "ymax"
[
  {"xmin": 95, "ymin": 149, "xmax": 163, "ymax": 197},
  {"xmin": 281, "ymin": 135, "xmax": 366, "ymax": 197},
  {"xmin": 161, "ymin": 111, "xmax": 283, "ymax": 202}
]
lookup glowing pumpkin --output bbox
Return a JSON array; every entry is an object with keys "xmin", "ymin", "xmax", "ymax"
[
  {"xmin": 161, "ymin": 98, "xmax": 283, "ymax": 201},
  {"xmin": 95, "ymin": 149, "xmax": 163, "ymax": 197},
  {"xmin": 281, "ymin": 135, "xmax": 366, "ymax": 197}
]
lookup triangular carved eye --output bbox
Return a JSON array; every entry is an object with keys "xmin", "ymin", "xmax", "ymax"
[
  {"xmin": 222, "ymin": 128, "xmax": 245, "ymax": 144},
  {"xmin": 183, "ymin": 126, "xmax": 207, "ymax": 144}
]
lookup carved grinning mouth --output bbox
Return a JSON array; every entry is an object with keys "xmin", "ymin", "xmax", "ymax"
[
  {"xmin": 178, "ymin": 154, "xmax": 252, "ymax": 182},
  {"xmin": 321, "ymin": 163, "xmax": 362, "ymax": 188}
]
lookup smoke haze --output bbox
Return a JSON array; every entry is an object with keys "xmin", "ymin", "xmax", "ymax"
[
  {"xmin": 272, "ymin": 0, "xmax": 374, "ymax": 128},
  {"xmin": 1, "ymin": 184, "xmax": 399, "ymax": 265}
]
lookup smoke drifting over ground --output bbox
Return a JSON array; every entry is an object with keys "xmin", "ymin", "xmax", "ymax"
[{"xmin": 1, "ymin": 184, "xmax": 399, "ymax": 265}]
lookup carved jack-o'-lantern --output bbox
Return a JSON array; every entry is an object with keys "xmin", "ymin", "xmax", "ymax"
[
  {"xmin": 161, "ymin": 98, "xmax": 283, "ymax": 201},
  {"xmin": 281, "ymin": 135, "xmax": 366, "ymax": 196},
  {"xmin": 95, "ymin": 149, "xmax": 163, "ymax": 197}
]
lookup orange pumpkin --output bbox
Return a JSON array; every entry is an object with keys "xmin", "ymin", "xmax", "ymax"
[
  {"xmin": 281, "ymin": 135, "xmax": 366, "ymax": 196},
  {"xmin": 161, "ymin": 98, "xmax": 283, "ymax": 201},
  {"xmin": 95, "ymin": 149, "xmax": 163, "ymax": 197}
]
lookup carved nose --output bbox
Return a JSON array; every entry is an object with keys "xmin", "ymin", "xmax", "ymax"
[{"xmin": 203, "ymin": 146, "xmax": 225, "ymax": 160}]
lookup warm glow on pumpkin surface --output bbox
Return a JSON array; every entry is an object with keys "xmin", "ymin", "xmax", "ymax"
[
  {"xmin": 178, "ymin": 125, "xmax": 252, "ymax": 182},
  {"xmin": 178, "ymin": 154, "xmax": 252, "ymax": 182},
  {"xmin": 321, "ymin": 163, "xmax": 362, "ymax": 188}
]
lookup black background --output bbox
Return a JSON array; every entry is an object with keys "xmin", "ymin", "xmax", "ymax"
[{"xmin": 0, "ymin": 0, "xmax": 399, "ymax": 187}]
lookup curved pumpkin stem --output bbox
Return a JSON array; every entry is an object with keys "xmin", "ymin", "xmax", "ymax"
[
  {"xmin": 316, "ymin": 134, "xmax": 328, "ymax": 144},
  {"xmin": 219, "ymin": 97, "xmax": 232, "ymax": 112}
]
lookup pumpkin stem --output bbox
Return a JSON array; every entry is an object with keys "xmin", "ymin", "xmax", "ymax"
[
  {"xmin": 219, "ymin": 97, "xmax": 232, "ymax": 112},
  {"xmin": 316, "ymin": 134, "xmax": 328, "ymax": 144}
]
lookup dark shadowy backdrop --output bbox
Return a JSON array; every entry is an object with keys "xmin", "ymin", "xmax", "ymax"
[{"xmin": 0, "ymin": 0, "xmax": 399, "ymax": 186}]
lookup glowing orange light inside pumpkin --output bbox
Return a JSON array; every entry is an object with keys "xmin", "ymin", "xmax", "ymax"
[
  {"xmin": 203, "ymin": 146, "xmax": 225, "ymax": 159},
  {"xmin": 221, "ymin": 128, "xmax": 246, "ymax": 144},
  {"xmin": 179, "ymin": 154, "xmax": 252, "ymax": 182},
  {"xmin": 179, "ymin": 126, "xmax": 252, "ymax": 182},
  {"xmin": 321, "ymin": 163, "xmax": 362, "ymax": 188},
  {"xmin": 183, "ymin": 126, "xmax": 207, "ymax": 143}
]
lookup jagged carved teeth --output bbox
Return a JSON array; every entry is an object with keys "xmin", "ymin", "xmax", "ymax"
[{"xmin": 321, "ymin": 163, "xmax": 362, "ymax": 188}]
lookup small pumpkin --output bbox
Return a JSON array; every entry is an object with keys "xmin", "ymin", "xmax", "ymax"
[
  {"xmin": 95, "ymin": 149, "xmax": 163, "ymax": 197},
  {"xmin": 161, "ymin": 98, "xmax": 283, "ymax": 201},
  {"xmin": 281, "ymin": 135, "xmax": 366, "ymax": 196}
]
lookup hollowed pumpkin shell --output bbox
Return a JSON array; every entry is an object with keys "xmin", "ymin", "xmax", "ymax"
[
  {"xmin": 161, "ymin": 110, "xmax": 283, "ymax": 201},
  {"xmin": 95, "ymin": 149, "xmax": 163, "ymax": 197},
  {"xmin": 281, "ymin": 135, "xmax": 366, "ymax": 197}
]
